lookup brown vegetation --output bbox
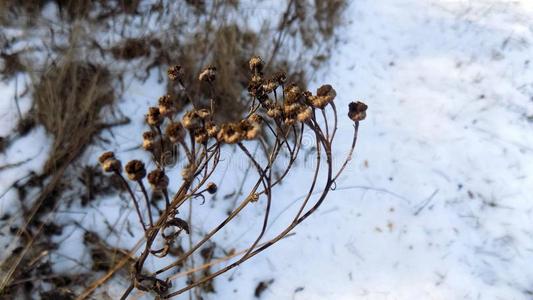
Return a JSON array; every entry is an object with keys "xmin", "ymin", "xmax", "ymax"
[
  {"xmin": 0, "ymin": 1, "xmax": 349, "ymax": 299},
  {"xmin": 95, "ymin": 57, "xmax": 366, "ymax": 299},
  {"xmin": 33, "ymin": 58, "xmax": 115, "ymax": 175}
]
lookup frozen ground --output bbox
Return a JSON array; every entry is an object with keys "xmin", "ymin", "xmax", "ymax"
[{"xmin": 1, "ymin": 0, "xmax": 533, "ymax": 299}]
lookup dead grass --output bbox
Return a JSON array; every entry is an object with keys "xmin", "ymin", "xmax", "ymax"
[
  {"xmin": 0, "ymin": 0, "xmax": 140, "ymax": 25},
  {"xmin": 0, "ymin": 1, "xmax": 46, "ymax": 25},
  {"xmin": 33, "ymin": 56, "xmax": 115, "ymax": 176},
  {"xmin": 163, "ymin": 24, "xmax": 263, "ymax": 122},
  {"xmin": 162, "ymin": 23, "xmax": 308, "ymax": 124},
  {"xmin": 110, "ymin": 38, "xmax": 151, "ymax": 60},
  {"xmin": 0, "ymin": 52, "xmax": 25, "ymax": 80}
]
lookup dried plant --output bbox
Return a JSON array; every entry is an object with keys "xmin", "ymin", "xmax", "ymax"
[
  {"xmin": 97, "ymin": 56, "xmax": 367, "ymax": 299},
  {"xmin": 0, "ymin": 1, "xmax": 349, "ymax": 298}
]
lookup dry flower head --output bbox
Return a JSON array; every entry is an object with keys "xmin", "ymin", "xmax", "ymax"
[
  {"xmin": 125, "ymin": 160, "xmax": 146, "ymax": 181},
  {"xmin": 348, "ymin": 101, "xmax": 368, "ymax": 121},
  {"xmin": 147, "ymin": 169, "xmax": 169, "ymax": 190}
]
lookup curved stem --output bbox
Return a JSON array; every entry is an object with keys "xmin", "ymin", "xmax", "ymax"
[
  {"xmin": 137, "ymin": 180, "xmax": 153, "ymax": 227},
  {"xmin": 116, "ymin": 172, "xmax": 146, "ymax": 232},
  {"xmin": 332, "ymin": 122, "xmax": 359, "ymax": 182}
]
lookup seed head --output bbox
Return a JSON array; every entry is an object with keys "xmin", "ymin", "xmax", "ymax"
[
  {"xmin": 182, "ymin": 111, "xmax": 202, "ymax": 130},
  {"xmin": 99, "ymin": 151, "xmax": 115, "ymax": 165},
  {"xmin": 218, "ymin": 123, "xmax": 242, "ymax": 144},
  {"xmin": 196, "ymin": 108, "xmax": 211, "ymax": 119},
  {"xmin": 239, "ymin": 119, "xmax": 260, "ymax": 140},
  {"xmin": 99, "ymin": 151, "xmax": 121, "ymax": 173},
  {"xmin": 305, "ymin": 85, "xmax": 337, "ymax": 109},
  {"xmin": 272, "ymin": 71, "xmax": 287, "ymax": 85},
  {"xmin": 142, "ymin": 131, "xmax": 157, "ymax": 151},
  {"xmin": 247, "ymin": 73, "xmax": 264, "ymax": 97},
  {"xmin": 307, "ymin": 95, "xmax": 330, "ymax": 109},
  {"xmin": 248, "ymin": 113, "xmax": 262, "ymax": 124},
  {"xmin": 245, "ymin": 123, "xmax": 260, "ymax": 140},
  {"xmin": 147, "ymin": 169, "xmax": 169, "ymax": 190},
  {"xmin": 262, "ymin": 80, "xmax": 278, "ymax": 94},
  {"xmin": 348, "ymin": 101, "xmax": 368, "ymax": 121},
  {"xmin": 297, "ymin": 107, "xmax": 312, "ymax": 122},
  {"xmin": 166, "ymin": 122, "xmax": 185, "ymax": 143},
  {"xmin": 124, "ymin": 160, "xmax": 146, "ymax": 181},
  {"xmin": 167, "ymin": 65, "xmax": 184, "ymax": 81},
  {"xmin": 158, "ymin": 95, "xmax": 174, "ymax": 117},
  {"xmin": 316, "ymin": 84, "xmax": 336, "ymax": 100},
  {"xmin": 206, "ymin": 182, "xmax": 217, "ymax": 194},
  {"xmin": 249, "ymin": 56, "xmax": 264, "ymax": 73},
  {"xmin": 284, "ymin": 103, "xmax": 302, "ymax": 115},
  {"xmin": 267, "ymin": 104, "xmax": 282, "ymax": 118},
  {"xmin": 198, "ymin": 66, "xmax": 216, "ymax": 82},
  {"xmin": 284, "ymin": 116, "xmax": 296, "ymax": 126},
  {"xmin": 194, "ymin": 127, "xmax": 208, "ymax": 144},
  {"xmin": 146, "ymin": 107, "xmax": 163, "ymax": 126},
  {"xmin": 206, "ymin": 122, "xmax": 219, "ymax": 137},
  {"xmin": 284, "ymin": 84, "xmax": 302, "ymax": 104}
]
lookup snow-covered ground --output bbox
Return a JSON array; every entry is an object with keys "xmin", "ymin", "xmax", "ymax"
[
  {"xmin": 1, "ymin": 0, "xmax": 533, "ymax": 299},
  {"xmin": 213, "ymin": 1, "xmax": 533, "ymax": 299}
]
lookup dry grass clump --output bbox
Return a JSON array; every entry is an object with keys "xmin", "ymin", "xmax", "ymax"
[
  {"xmin": 111, "ymin": 38, "xmax": 151, "ymax": 60},
  {"xmin": 0, "ymin": 1, "xmax": 46, "ymax": 25},
  {"xmin": 2, "ymin": 0, "xmax": 347, "ymax": 143},
  {"xmin": 0, "ymin": 52, "xmax": 25, "ymax": 80},
  {"xmin": 0, "ymin": 51, "xmax": 124, "ymax": 299},
  {"xmin": 162, "ymin": 25, "xmax": 264, "ymax": 123},
  {"xmin": 0, "ymin": 0, "xmax": 140, "ymax": 25},
  {"xmin": 145, "ymin": 0, "xmax": 346, "ymax": 123},
  {"xmin": 33, "ymin": 58, "xmax": 115, "ymax": 175}
]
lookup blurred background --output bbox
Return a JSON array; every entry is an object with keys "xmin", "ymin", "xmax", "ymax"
[{"xmin": 0, "ymin": 1, "xmax": 532, "ymax": 299}]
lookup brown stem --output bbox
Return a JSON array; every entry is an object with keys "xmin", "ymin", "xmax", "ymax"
[
  {"xmin": 168, "ymin": 116, "xmax": 337, "ymax": 297},
  {"xmin": 116, "ymin": 172, "xmax": 146, "ymax": 232},
  {"xmin": 137, "ymin": 180, "xmax": 153, "ymax": 228},
  {"xmin": 162, "ymin": 188, "xmax": 171, "ymax": 210},
  {"xmin": 156, "ymin": 125, "xmax": 166, "ymax": 169},
  {"xmin": 332, "ymin": 122, "xmax": 359, "ymax": 182}
]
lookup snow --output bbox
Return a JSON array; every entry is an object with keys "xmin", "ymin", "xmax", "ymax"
[
  {"xmin": 208, "ymin": 1, "xmax": 533, "ymax": 299},
  {"xmin": 1, "ymin": 0, "xmax": 533, "ymax": 299}
]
